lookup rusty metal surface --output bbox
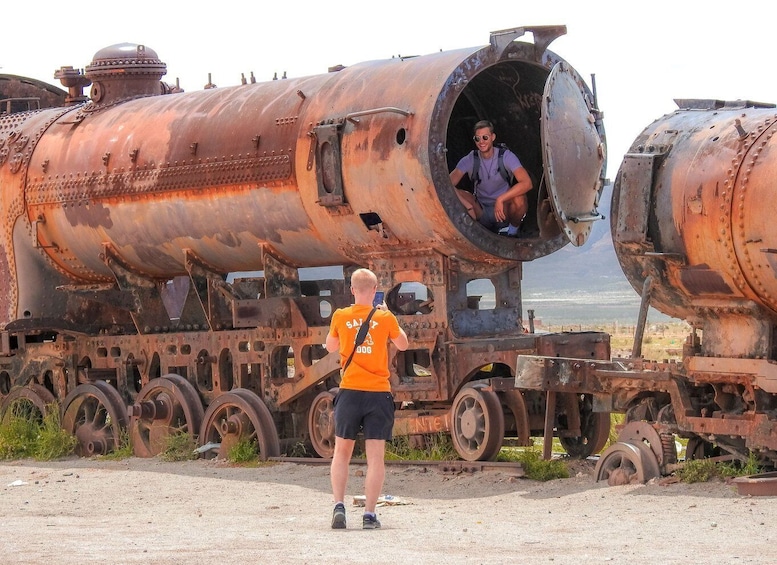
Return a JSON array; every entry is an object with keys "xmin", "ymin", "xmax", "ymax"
[
  {"xmin": 0, "ymin": 36, "xmax": 605, "ymax": 336},
  {"xmin": 612, "ymin": 102, "xmax": 777, "ymax": 358},
  {"xmin": 22, "ymin": 43, "xmax": 584, "ymax": 284},
  {"xmin": 731, "ymin": 472, "xmax": 777, "ymax": 496},
  {"xmin": 0, "ymin": 74, "xmax": 67, "ymax": 113},
  {"xmin": 541, "ymin": 62, "xmax": 606, "ymax": 247},
  {"xmin": 515, "ymin": 94, "xmax": 777, "ymax": 474}
]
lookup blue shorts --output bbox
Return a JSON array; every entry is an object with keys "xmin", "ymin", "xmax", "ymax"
[
  {"xmin": 333, "ymin": 389, "xmax": 395, "ymax": 441},
  {"xmin": 478, "ymin": 203, "xmax": 508, "ymax": 232}
]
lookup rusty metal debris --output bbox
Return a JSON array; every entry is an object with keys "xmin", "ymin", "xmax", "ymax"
[{"xmin": 731, "ymin": 472, "xmax": 777, "ymax": 496}]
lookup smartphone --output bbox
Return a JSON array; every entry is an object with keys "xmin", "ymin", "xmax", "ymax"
[{"xmin": 373, "ymin": 291, "xmax": 385, "ymax": 307}]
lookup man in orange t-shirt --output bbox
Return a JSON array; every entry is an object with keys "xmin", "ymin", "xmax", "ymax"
[{"xmin": 325, "ymin": 268, "xmax": 408, "ymax": 530}]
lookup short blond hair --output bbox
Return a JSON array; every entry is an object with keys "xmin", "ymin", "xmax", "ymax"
[{"xmin": 350, "ymin": 268, "xmax": 377, "ymax": 294}]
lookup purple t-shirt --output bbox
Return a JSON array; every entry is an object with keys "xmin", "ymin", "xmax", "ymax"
[{"xmin": 455, "ymin": 149, "xmax": 522, "ymax": 206}]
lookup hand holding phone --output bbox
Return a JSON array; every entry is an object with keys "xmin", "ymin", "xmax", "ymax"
[{"xmin": 373, "ymin": 291, "xmax": 385, "ymax": 307}]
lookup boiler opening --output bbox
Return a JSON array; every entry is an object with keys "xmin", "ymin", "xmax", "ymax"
[{"xmin": 444, "ymin": 59, "xmax": 563, "ymax": 258}]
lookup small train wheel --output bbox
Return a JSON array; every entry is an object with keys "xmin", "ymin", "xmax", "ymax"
[
  {"xmin": 308, "ymin": 389, "xmax": 337, "ymax": 458},
  {"xmin": 685, "ymin": 436, "xmax": 721, "ymax": 461},
  {"xmin": 450, "ymin": 384, "xmax": 504, "ymax": 462},
  {"xmin": 559, "ymin": 398, "xmax": 611, "ymax": 459},
  {"xmin": 595, "ymin": 441, "xmax": 660, "ymax": 485}
]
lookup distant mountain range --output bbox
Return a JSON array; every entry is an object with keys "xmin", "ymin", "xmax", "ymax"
[{"xmin": 523, "ymin": 182, "xmax": 626, "ymax": 291}]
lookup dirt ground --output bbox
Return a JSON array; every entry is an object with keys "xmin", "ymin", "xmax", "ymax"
[{"xmin": 0, "ymin": 456, "xmax": 774, "ymax": 565}]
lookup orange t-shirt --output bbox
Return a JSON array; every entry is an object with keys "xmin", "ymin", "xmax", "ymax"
[{"xmin": 329, "ymin": 304, "xmax": 402, "ymax": 392}]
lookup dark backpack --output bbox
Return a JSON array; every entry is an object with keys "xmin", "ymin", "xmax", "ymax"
[{"xmin": 471, "ymin": 144, "xmax": 515, "ymax": 191}]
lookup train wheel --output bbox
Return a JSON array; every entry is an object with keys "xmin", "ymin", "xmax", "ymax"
[
  {"xmin": 617, "ymin": 421, "xmax": 667, "ymax": 466},
  {"xmin": 685, "ymin": 436, "xmax": 721, "ymax": 460},
  {"xmin": 500, "ymin": 389, "xmax": 531, "ymax": 446},
  {"xmin": 199, "ymin": 389, "xmax": 280, "ymax": 460},
  {"xmin": 560, "ymin": 411, "xmax": 611, "ymax": 458},
  {"xmin": 0, "ymin": 383, "xmax": 56, "ymax": 423},
  {"xmin": 450, "ymin": 384, "xmax": 504, "ymax": 461},
  {"xmin": 594, "ymin": 441, "xmax": 660, "ymax": 485},
  {"xmin": 61, "ymin": 381, "xmax": 128, "ymax": 456},
  {"xmin": 308, "ymin": 389, "xmax": 337, "ymax": 458},
  {"xmin": 129, "ymin": 374, "xmax": 204, "ymax": 457}
]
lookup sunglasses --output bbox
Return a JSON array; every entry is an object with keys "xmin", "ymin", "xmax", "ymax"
[{"xmin": 473, "ymin": 134, "xmax": 491, "ymax": 142}]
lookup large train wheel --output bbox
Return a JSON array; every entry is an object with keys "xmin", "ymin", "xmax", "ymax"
[
  {"xmin": 129, "ymin": 374, "xmax": 204, "ymax": 457},
  {"xmin": 199, "ymin": 389, "xmax": 280, "ymax": 460},
  {"xmin": 560, "ymin": 411, "xmax": 611, "ymax": 458},
  {"xmin": 61, "ymin": 381, "xmax": 128, "ymax": 456},
  {"xmin": 308, "ymin": 389, "xmax": 337, "ymax": 458},
  {"xmin": 0, "ymin": 384, "xmax": 56, "ymax": 423},
  {"xmin": 450, "ymin": 384, "xmax": 504, "ymax": 461},
  {"xmin": 594, "ymin": 441, "xmax": 660, "ymax": 485}
]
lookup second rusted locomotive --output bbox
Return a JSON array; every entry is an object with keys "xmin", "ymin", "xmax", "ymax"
[
  {"xmin": 519, "ymin": 98, "xmax": 777, "ymax": 483},
  {"xmin": 0, "ymin": 27, "xmax": 609, "ymax": 461}
]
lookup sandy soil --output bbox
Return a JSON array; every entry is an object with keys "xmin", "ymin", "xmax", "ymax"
[{"xmin": 0, "ymin": 456, "xmax": 774, "ymax": 564}]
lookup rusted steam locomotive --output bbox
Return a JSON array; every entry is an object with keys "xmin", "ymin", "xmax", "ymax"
[
  {"xmin": 519, "ymin": 98, "xmax": 777, "ymax": 483},
  {"xmin": 0, "ymin": 26, "xmax": 610, "ymax": 461}
]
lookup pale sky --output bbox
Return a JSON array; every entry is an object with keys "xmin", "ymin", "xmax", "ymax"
[{"xmin": 2, "ymin": 0, "xmax": 774, "ymax": 179}]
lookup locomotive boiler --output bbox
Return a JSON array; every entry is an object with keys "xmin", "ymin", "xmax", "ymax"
[
  {"xmin": 518, "ymin": 98, "xmax": 777, "ymax": 482},
  {"xmin": 0, "ymin": 26, "xmax": 609, "ymax": 461}
]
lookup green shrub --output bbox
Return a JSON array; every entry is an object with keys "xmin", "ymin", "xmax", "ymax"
[
  {"xmin": 678, "ymin": 453, "xmax": 762, "ymax": 483},
  {"xmin": 33, "ymin": 405, "xmax": 77, "ymax": 460},
  {"xmin": 160, "ymin": 432, "xmax": 199, "ymax": 462},
  {"xmin": 0, "ymin": 402, "xmax": 39, "ymax": 459},
  {"xmin": 608, "ymin": 413, "xmax": 625, "ymax": 448},
  {"xmin": 717, "ymin": 452, "xmax": 761, "ymax": 478},
  {"xmin": 499, "ymin": 447, "xmax": 570, "ymax": 481},
  {"xmin": 228, "ymin": 438, "xmax": 258, "ymax": 463},
  {"xmin": 97, "ymin": 427, "xmax": 133, "ymax": 460},
  {"xmin": 386, "ymin": 433, "xmax": 457, "ymax": 461},
  {"xmin": 677, "ymin": 459, "xmax": 718, "ymax": 483},
  {"xmin": 0, "ymin": 401, "xmax": 77, "ymax": 460}
]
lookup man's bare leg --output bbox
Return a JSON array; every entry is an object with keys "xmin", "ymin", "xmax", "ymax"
[
  {"xmin": 363, "ymin": 439, "xmax": 386, "ymax": 514},
  {"xmin": 331, "ymin": 436, "xmax": 356, "ymax": 503},
  {"xmin": 456, "ymin": 189, "xmax": 481, "ymax": 220}
]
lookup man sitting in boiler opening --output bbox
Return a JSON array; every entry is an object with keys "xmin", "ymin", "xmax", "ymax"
[{"xmin": 449, "ymin": 120, "xmax": 532, "ymax": 236}]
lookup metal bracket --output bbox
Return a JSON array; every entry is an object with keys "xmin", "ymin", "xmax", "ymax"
[
  {"xmin": 312, "ymin": 122, "xmax": 346, "ymax": 207},
  {"xmin": 101, "ymin": 243, "xmax": 170, "ymax": 334},
  {"xmin": 489, "ymin": 25, "xmax": 567, "ymax": 59},
  {"xmin": 183, "ymin": 249, "xmax": 233, "ymax": 331},
  {"xmin": 344, "ymin": 107, "xmax": 413, "ymax": 124},
  {"xmin": 260, "ymin": 245, "xmax": 301, "ymax": 298}
]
